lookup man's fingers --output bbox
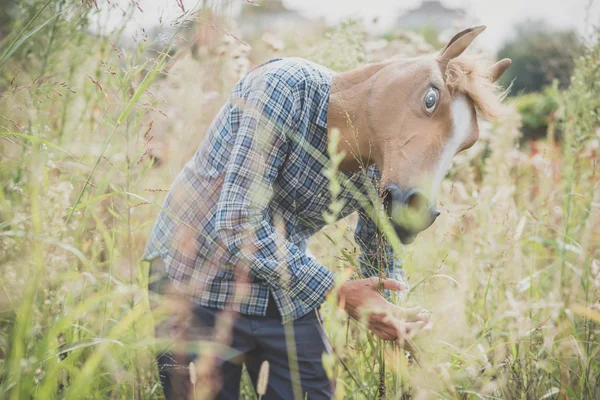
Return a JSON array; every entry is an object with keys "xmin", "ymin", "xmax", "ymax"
[
  {"xmin": 368, "ymin": 311, "xmax": 433, "ymax": 342},
  {"xmin": 417, "ymin": 311, "xmax": 431, "ymax": 322},
  {"xmin": 369, "ymin": 319, "xmax": 397, "ymax": 336},
  {"xmin": 369, "ymin": 319, "xmax": 400, "ymax": 341},
  {"xmin": 393, "ymin": 320, "xmax": 428, "ymax": 348},
  {"xmin": 372, "ymin": 325, "xmax": 398, "ymax": 341},
  {"xmin": 421, "ymin": 321, "xmax": 434, "ymax": 333},
  {"xmin": 393, "ymin": 306, "xmax": 426, "ymax": 321},
  {"xmin": 374, "ymin": 329, "xmax": 397, "ymax": 341},
  {"xmin": 373, "ymin": 304, "xmax": 421, "ymax": 321},
  {"xmin": 405, "ymin": 320, "xmax": 426, "ymax": 335},
  {"xmin": 380, "ymin": 279, "xmax": 407, "ymax": 292},
  {"xmin": 369, "ymin": 313, "xmax": 400, "ymax": 331}
]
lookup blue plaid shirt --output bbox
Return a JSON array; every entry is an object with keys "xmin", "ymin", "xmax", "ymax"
[{"xmin": 144, "ymin": 58, "xmax": 403, "ymax": 322}]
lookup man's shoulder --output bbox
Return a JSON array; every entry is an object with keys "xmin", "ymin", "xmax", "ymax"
[{"xmin": 247, "ymin": 57, "xmax": 333, "ymax": 89}]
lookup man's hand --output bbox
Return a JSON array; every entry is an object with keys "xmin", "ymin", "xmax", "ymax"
[{"xmin": 337, "ymin": 278, "xmax": 430, "ymax": 345}]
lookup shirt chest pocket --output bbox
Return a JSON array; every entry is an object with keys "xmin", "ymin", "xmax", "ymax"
[{"xmin": 279, "ymin": 154, "xmax": 332, "ymax": 219}]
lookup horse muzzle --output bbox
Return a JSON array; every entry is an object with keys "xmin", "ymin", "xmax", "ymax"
[{"xmin": 382, "ymin": 185, "xmax": 440, "ymax": 244}]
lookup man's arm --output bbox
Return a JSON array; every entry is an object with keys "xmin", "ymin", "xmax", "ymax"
[
  {"xmin": 214, "ymin": 72, "xmax": 334, "ymax": 314},
  {"xmin": 350, "ymin": 213, "xmax": 428, "ymax": 343},
  {"xmin": 342, "ymin": 165, "xmax": 432, "ymax": 344}
]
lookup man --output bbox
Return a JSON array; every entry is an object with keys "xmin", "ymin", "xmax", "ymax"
[{"xmin": 144, "ymin": 26, "xmax": 510, "ymax": 399}]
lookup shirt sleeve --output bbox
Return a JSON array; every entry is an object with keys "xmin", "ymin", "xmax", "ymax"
[
  {"xmin": 354, "ymin": 165, "xmax": 407, "ymax": 284},
  {"xmin": 214, "ymin": 72, "xmax": 334, "ymax": 310}
]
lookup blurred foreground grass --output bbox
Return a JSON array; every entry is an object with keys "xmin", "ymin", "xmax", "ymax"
[{"xmin": 0, "ymin": 2, "xmax": 599, "ymax": 399}]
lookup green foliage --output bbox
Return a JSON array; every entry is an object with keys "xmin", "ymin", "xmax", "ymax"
[
  {"xmin": 498, "ymin": 21, "xmax": 581, "ymax": 95},
  {"xmin": 552, "ymin": 31, "xmax": 600, "ymax": 400},
  {"xmin": 0, "ymin": 1, "xmax": 178, "ymax": 398},
  {"xmin": 305, "ymin": 19, "xmax": 366, "ymax": 72},
  {"xmin": 0, "ymin": 0, "xmax": 18, "ymax": 40},
  {"xmin": 514, "ymin": 84, "xmax": 560, "ymax": 140},
  {"xmin": 562, "ymin": 37, "xmax": 600, "ymax": 143},
  {"xmin": 415, "ymin": 22, "xmax": 441, "ymax": 48}
]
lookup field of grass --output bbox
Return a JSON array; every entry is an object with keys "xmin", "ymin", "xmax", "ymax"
[{"xmin": 0, "ymin": 1, "xmax": 599, "ymax": 399}]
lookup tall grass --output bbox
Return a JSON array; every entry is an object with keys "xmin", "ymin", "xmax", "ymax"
[{"xmin": 0, "ymin": 2, "xmax": 599, "ymax": 399}]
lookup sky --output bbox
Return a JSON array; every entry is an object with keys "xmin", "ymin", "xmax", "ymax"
[
  {"xmin": 284, "ymin": 0, "xmax": 600, "ymax": 50},
  {"xmin": 115, "ymin": 0, "xmax": 600, "ymax": 51}
]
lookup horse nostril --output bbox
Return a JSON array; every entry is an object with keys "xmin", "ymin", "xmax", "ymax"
[
  {"xmin": 404, "ymin": 190, "xmax": 429, "ymax": 214},
  {"xmin": 382, "ymin": 186, "xmax": 431, "ymax": 219},
  {"xmin": 382, "ymin": 185, "xmax": 438, "ymax": 242}
]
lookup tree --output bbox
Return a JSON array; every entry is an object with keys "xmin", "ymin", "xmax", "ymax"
[
  {"xmin": 498, "ymin": 21, "xmax": 580, "ymax": 95},
  {"xmin": 0, "ymin": 0, "xmax": 17, "ymax": 41}
]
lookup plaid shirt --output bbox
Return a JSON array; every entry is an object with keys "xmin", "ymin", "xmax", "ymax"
[{"xmin": 144, "ymin": 58, "xmax": 403, "ymax": 322}]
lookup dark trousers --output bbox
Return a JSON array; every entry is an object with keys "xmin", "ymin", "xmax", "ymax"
[{"xmin": 149, "ymin": 259, "xmax": 333, "ymax": 400}]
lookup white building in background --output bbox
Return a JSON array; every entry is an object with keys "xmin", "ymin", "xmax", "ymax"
[
  {"xmin": 395, "ymin": 0, "xmax": 466, "ymax": 32},
  {"xmin": 239, "ymin": 0, "xmax": 310, "ymax": 37}
]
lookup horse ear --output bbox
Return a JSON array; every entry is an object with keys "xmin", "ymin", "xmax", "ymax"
[
  {"xmin": 439, "ymin": 26, "xmax": 486, "ymax": 73},
  {"xmin": 489, "ymin": 58, "xmax": 512, "ymax": 82}
]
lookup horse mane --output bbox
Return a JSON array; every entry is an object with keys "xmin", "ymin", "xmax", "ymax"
[{"xmin": 444, "ymin": 54, "xmax": 510, "ymax": 120}]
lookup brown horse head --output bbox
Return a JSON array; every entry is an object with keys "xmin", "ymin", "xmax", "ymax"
[{"xmin": 329, "ymin": 26, "xmax": 511, "ymax": 243}]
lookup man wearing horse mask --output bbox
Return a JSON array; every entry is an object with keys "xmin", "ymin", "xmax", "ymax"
[{"xmin": 145, "ymin": 26, "xmax": 510, "ymax": 399}]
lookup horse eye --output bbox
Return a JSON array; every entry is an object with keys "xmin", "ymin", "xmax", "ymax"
[{"xmin": 424, "ymin": 87, "xmax": 439, "ymax": 113}]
